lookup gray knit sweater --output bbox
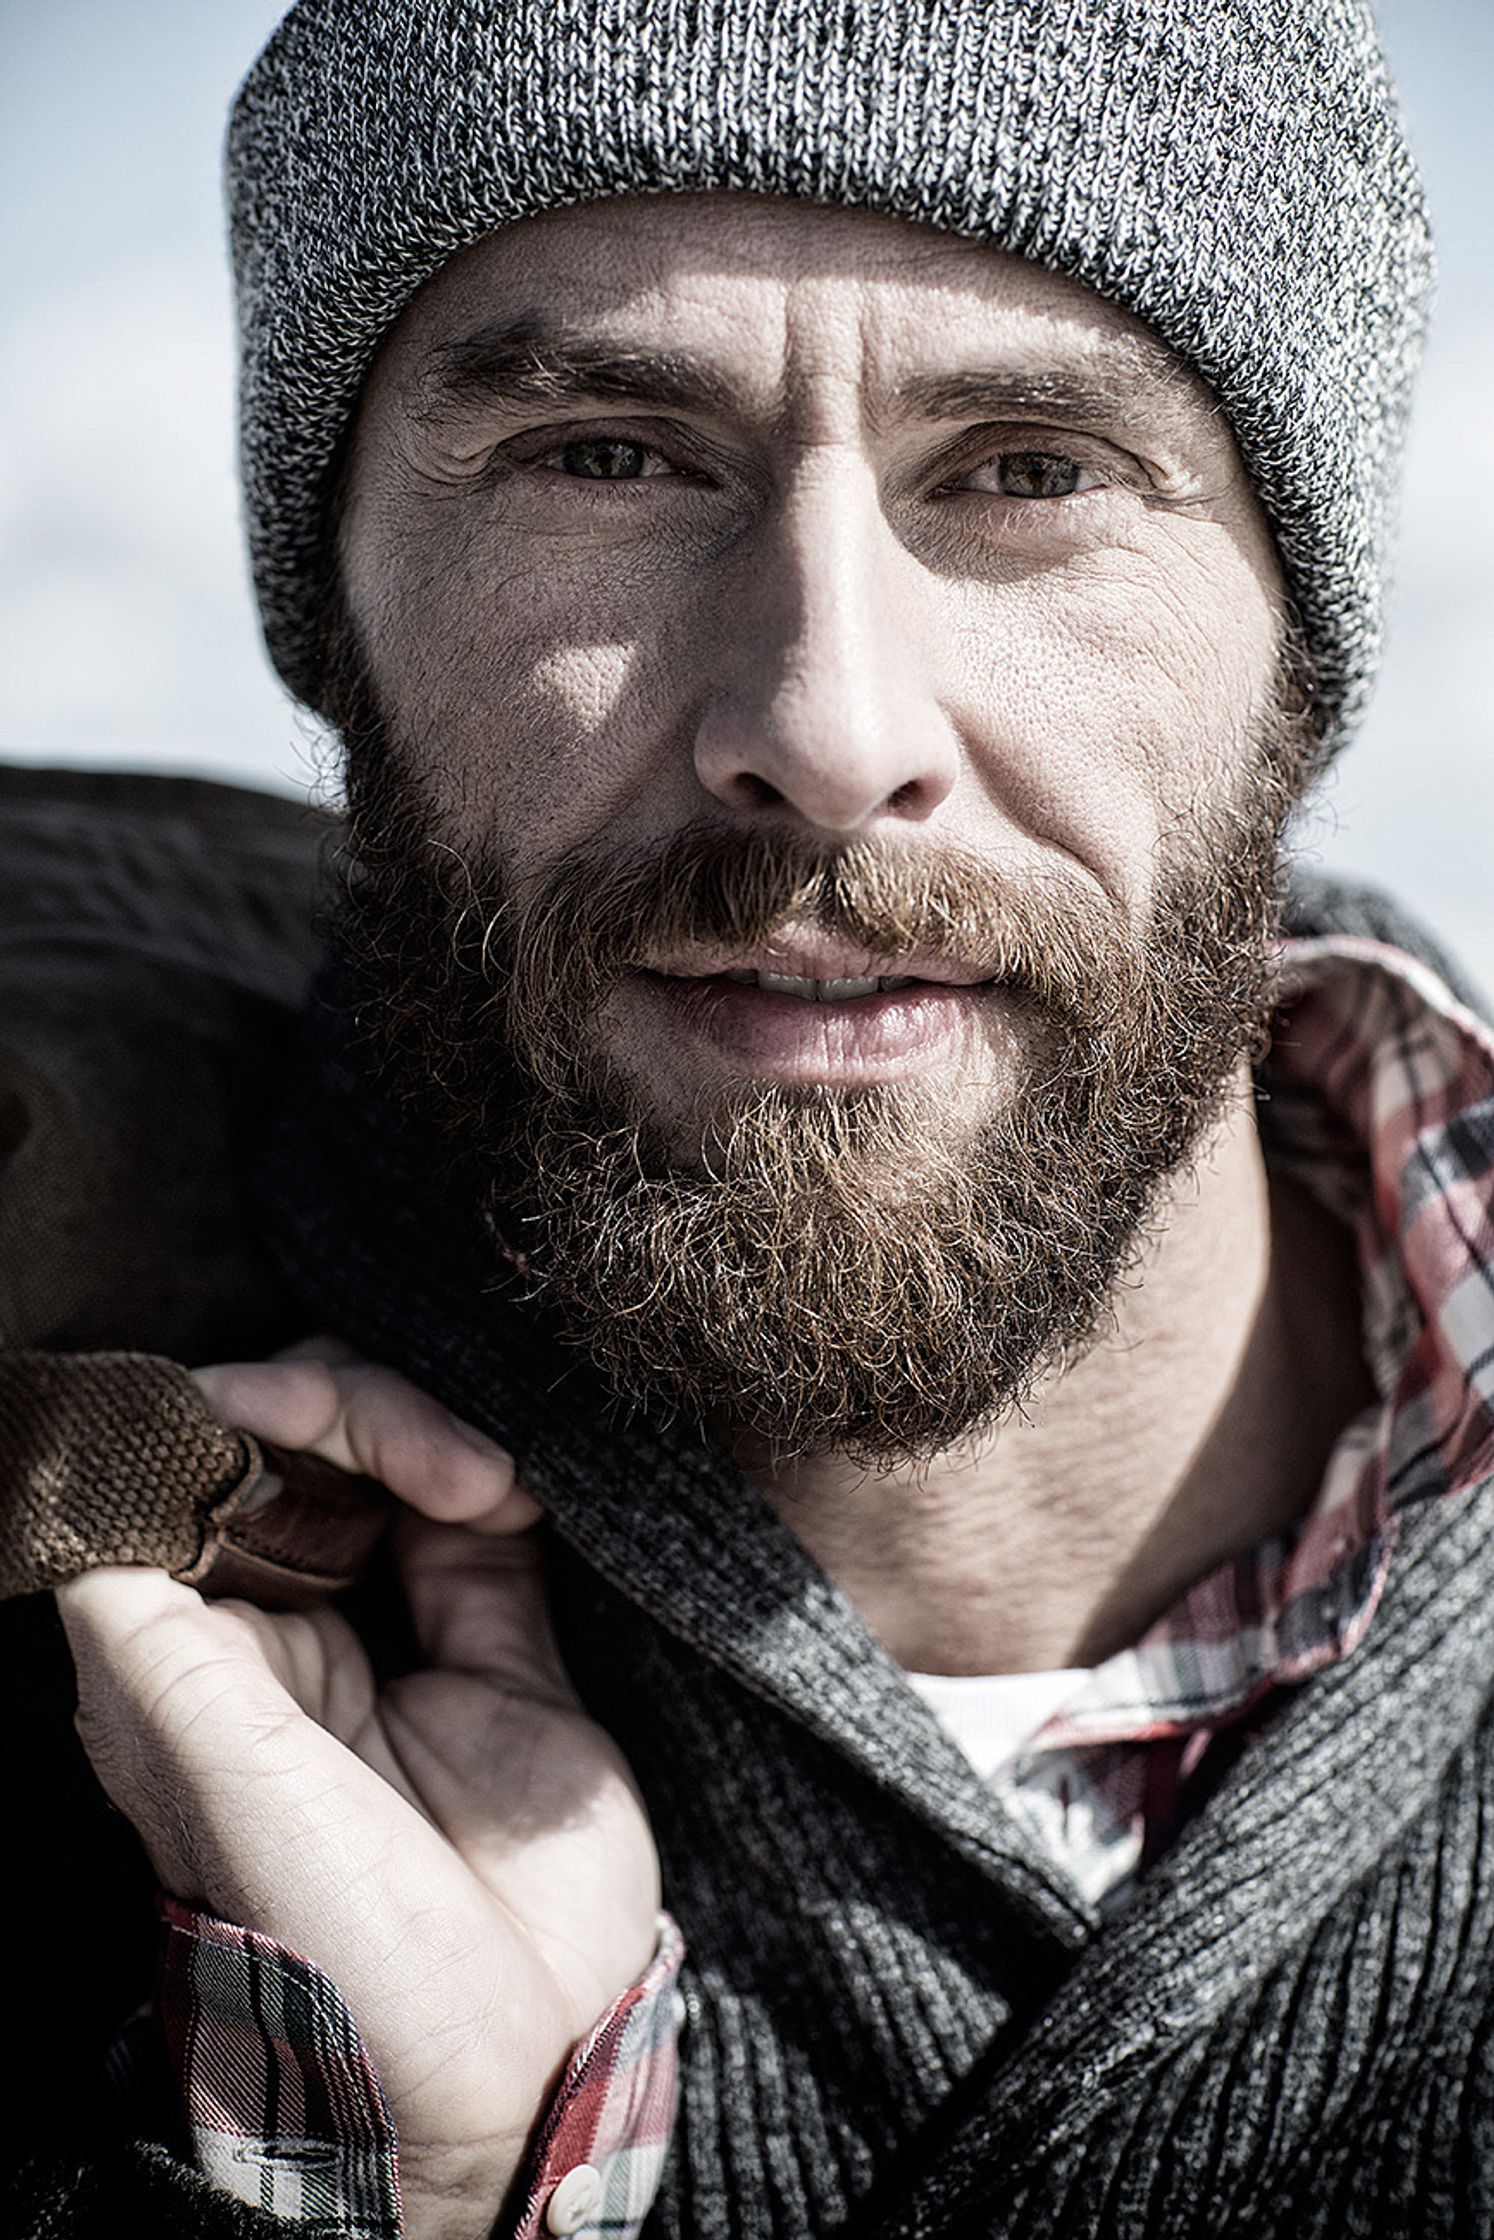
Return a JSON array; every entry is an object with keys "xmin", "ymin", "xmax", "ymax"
[
  {"xmin": 4, "ymin": 797, "xmax": 1489, "ymax": 2240},
  {"xmin": 255, "ymin": 873, "xmax": 1494, "ymax": 2240}
]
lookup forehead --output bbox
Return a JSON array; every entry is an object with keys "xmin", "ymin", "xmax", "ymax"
[{"xmin": 366, "ymin": 190, "xmax": 1209, "ymax": 426}]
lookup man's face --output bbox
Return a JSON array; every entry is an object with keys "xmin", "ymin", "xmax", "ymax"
[{"xmin": 335, "ymin": 194, "xmax": 1303, "ymax": 1459}]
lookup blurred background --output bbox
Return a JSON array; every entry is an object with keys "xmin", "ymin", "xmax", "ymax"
[{"xmin": 1, "ymin": 1, "xmax": 1490, "ymax": 974}]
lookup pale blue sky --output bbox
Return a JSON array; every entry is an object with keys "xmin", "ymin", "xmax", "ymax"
[{"xmin": 1, "ymin": 2, "xmax": 1490, "ymax": 975}]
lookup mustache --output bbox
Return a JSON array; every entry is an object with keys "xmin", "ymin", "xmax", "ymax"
[{"xmin": 459, "ymin": 823, "xmax": 1142, "ymax": 1078}]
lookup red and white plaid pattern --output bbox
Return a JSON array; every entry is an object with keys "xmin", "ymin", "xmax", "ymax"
[
  {"xmin": 159, "ymin": 1900, "xmax": 402, "ymax": 2235},
  {"xmin": 511, "ymin": 1919, "xmax": 686, "ymax": 2238},
  {"xmin": 161, "ymin": 1898, "xmax": 683, "ymax": 2238},
  {"xmin": 991, "ymin": 937, "xmax": 1494, "ymax": 1904}
]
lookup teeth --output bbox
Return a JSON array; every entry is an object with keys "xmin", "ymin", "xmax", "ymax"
[
  {"xmin": 758, "ymin": 972, "xmax": 881, "ymax": 1000},
  {"xmin": 818, "ymin": 977, "xmax": 883, "ymax": 999},
  {"xmin": 721, "ymin": 969, "xmax": 919, "ymax": 1001}
]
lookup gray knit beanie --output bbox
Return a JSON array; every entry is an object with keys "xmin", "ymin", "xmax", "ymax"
[{"xmin": 228, "ymin": 0, "xmax": 1432, "ymax": 749}]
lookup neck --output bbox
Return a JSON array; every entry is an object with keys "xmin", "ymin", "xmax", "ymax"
[{"xmin": 738, "ymin": 1072, "xmax": 1374, "ymax": 1675}]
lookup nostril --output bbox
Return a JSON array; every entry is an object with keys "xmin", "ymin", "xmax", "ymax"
[
  {"xmin": 888, "ymin": 777, "xmax": 933, "ymax": 815},
  {"xmin": 733, "ymin": 772, "xmax": 787, "ymax": 810}
]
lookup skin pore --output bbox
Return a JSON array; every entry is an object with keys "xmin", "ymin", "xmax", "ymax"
[{"xmin": 338, "ymin": 192, "xmax": 1373, "ymax": 1679}]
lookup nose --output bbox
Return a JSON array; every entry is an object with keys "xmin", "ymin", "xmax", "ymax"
[{"xmin": 692, "ymin": 464, "xmax": 959, "ymax": 836}]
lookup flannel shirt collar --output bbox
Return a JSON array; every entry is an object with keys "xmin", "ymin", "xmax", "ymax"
[{"xmin": 1041, "ymin": 934, "xmax": 1494, "ymax": 1754}]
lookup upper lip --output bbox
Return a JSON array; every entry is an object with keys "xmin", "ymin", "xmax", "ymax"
[{"xmin": 646, "ymin": 937, "xmax": 991, "ymax": 986}]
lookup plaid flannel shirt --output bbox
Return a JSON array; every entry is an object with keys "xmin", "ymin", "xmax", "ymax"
[{"xmin": 157, "ymin": 932, "xmax": 1494, "ymax": 2226}]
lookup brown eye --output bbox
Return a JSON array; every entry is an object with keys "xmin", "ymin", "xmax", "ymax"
[
  {"xmin": 993, "ymin": 451, "xmax": 1090, "ymax": 498},
  {"xmin": 555, "ymin": 438, "xmax": 652, "ymax": 480}
]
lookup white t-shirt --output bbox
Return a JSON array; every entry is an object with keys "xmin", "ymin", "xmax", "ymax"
[
  {"xmin": 903, "ymin": 1663, "xmax": 1147, "ymax": 1906},
  {"xmin": 904, "ymin": 1665, "xmax": 1091, "ymax": 1784}
]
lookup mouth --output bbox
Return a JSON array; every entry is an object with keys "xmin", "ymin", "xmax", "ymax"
[{"xmin": 620, "ymin": 950, "xmax": 1006, "ymax": 1088}]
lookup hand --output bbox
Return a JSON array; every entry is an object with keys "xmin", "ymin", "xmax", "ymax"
[{"xmin": 57, "ymin": 1353, "xmax": 661, "ymax": 2240}]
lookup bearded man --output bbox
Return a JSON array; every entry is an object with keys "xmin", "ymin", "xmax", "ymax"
[{"xmin": 5, "ymin": 2, "xmax": 1494, "ymax": 2238}]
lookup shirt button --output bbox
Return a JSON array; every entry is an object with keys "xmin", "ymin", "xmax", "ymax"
[{"xmin": 545, "ymin": 2163, "xmax": 604, "ymax": 2235}]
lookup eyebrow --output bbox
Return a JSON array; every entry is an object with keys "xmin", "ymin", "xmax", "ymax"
[
  {"xmin": 418, "ymin": 315, "xmax": 739, "ymax": 422},
  {"xmin": 894, "ymin": 335, "xmax": 1201, "ymax": 431}
]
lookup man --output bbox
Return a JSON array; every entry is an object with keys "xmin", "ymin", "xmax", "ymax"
[{"xmin": 7, "ymin": 1, "xmax": 1494, "ymax": 2236}]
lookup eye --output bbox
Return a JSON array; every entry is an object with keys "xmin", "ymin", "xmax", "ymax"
[
  {"xmin": 962, "ymin": 451, "xmax": 1104, "ymax": 499},
  {"xmin": 544, "ymin": 437, "xmax": 664, "ymax": 481}
]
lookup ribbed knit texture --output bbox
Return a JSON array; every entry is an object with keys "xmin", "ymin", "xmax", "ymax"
[
  {"xmin": 852, "ymin": 1479, "xmax": 1494, "ymax": 2238},
  {"xmin": 255, "ymin": 876, "xmax": 1494, "ymax": 2238},
  {"xmin": 227, "ymin": 0, "xmax": 1432, "ymax": 748}
]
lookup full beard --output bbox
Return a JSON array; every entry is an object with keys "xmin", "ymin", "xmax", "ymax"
[{"xmin": 335, "ymin": 696, "xmax": 1306, "ymax": 1467}]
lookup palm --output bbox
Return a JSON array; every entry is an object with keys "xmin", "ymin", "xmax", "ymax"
[{"xmin": 275, "ymin": 1518, "xmax": 658, "ymax": 2038}]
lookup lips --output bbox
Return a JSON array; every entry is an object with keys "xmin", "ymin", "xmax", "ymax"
[
  {"xmin": 618, "ymin": 970, "xmax": 997, "ymax": 1092},
  {"xmin": 617, "ymin": 931, "xmax": 1004, "ymax": 1085}
]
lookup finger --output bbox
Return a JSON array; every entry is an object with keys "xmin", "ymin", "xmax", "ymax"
[
  {"xmin": 57, "ymin": 1560, "xmax": 188, "ymax": 1637},
  {"xmin": 396, "ymin": 1515, "xmax": 571, "ymax": 1696},
  {"xmin": 57, "ymin": 1567, "xmax": 213, "ymax": 1893},
  {"xmin": 271, "ymin": 1334, "xmax": 364, "ymax": 1367},
  {"xmin": 192, "ymin": 1360, "xmax": 541, "ymax": 1532},
  {"xmin": 55, "ymin": 1569, "xmax": 460, "ymax": 1943},
  {"xmin": 56, "ymin": 1565, "xmax": 314, "ymax": 1895},
  {"xmin": 57, "ymin": 1564, "xmax": 339, "ymax": 1717},
  {"xmin": 193, "ymin": 1357, "xmax": 349, "ymax": 1449}
]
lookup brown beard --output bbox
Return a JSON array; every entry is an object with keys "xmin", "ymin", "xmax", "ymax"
[{"xmin": 335, "ymin": 679, "xmax": 1307, "ymax": 1465}]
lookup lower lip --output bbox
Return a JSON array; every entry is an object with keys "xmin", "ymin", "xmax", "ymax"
[{"xmin": 632, "ymin": 972, "xmax": 990, "ymax": 1083}]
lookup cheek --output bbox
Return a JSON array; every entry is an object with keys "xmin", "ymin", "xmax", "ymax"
[
  {"xmin": 940, "ymin": 531, "xmax": 1280, "ymax": 913},
  {"xmin": 356, "ymin": 520, "xmax": 713, "ymax": 865}
]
